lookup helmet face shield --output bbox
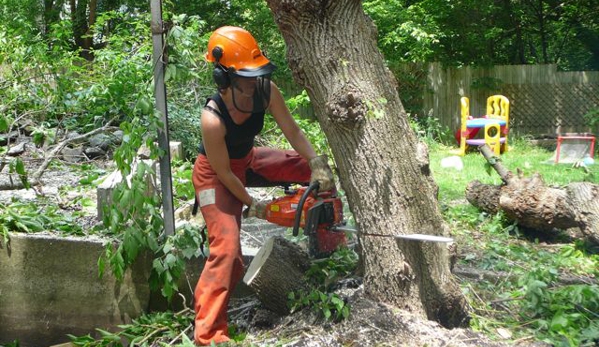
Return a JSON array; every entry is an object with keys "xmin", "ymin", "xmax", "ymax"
[
  {"xmin": 230, "ymin": 74, "xmax": 272, "ymax": 113},
  {"xmin": 205, "ymin": 26, "xmax": 277, "ymax": 113}
]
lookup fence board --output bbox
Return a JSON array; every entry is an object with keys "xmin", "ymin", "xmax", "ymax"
[{"xmin": 424, "ymin": 63, "xmax": 599, "ymax": 137}]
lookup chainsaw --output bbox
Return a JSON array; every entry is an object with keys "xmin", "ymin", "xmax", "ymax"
[
  {"xmin": 264, "ymin": 182, "xmax": 347, "ymax": 258},
  {"xmin": 264, "ymin": 182, "xmax": 454, "ymax": 258}
]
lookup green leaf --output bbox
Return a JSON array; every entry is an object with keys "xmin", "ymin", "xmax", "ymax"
[
  {"xmin": 0, "ymin": 114, "xmax": 8, "ymax": 132},
  {"xmin": 122, "ymin": 229, "xmax": 139, "ymax": 262},
  {"xmin": 135, "ymin": 97, "xmax": 152, "ymax": 114},
  {"xmin": 98, "ymin": 254, "xmax": 106, "ymax": 279},
  {"xmin": 331, "ymin": 296, "xmax": 343, "ymax": 307},
  {"xmin": 550, "ymin": 312, "xmax": 569, "ymax": 331},
  {"xmin": 153, "ymin": 258, "xmax": 165, "ymax": 274},
  {"xmin": 14, "ymin": 221, "xmax": 30, "ymax": 232},
  {"xmin": 341, "ymin": 306, "xmax": 350, "ymax": 319},
  {"xmin": 163, "ymin": 242, "xmax": 173, "ymax": 254},
  {"xmin": 165, "ymin": 253, "xmax": 177, "ymax": 267},
  {"xmin": 165, "ymin": 64, "xmax": 177, "ymax": 82},
  {"xmin": 96, "ymin": 328, "xmax": 121, "ymax": 342},
  {"xmin": 10, "ymin": 158, "xmax": 30, "ymax": 189},
  {"xmin": 147, "ymin": 235, "xmax": 159, "ymax": 252}
]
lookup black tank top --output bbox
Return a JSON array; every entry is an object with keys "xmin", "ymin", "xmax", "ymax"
[{"xmin": 198, "ymin": 93, "xmax": 265, "ymax": 159}]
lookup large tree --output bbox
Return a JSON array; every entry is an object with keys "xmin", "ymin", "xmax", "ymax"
[{"xmin": 265, "ymin": 0, "xmax": 468, "ymax": 327}]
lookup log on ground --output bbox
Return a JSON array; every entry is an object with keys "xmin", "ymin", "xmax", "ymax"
[
  {"xmin": 466, "ymin": 145, "xmax": 599, "ymax": 245},
  {"xmin": 243, "ymin": 236, "xmax": 311, "ymax": 315}
]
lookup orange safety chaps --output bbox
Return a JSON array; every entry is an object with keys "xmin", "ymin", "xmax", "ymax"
[{"xmin": 191, "ymin": 147, "xmax": 311, "ymax": 345}]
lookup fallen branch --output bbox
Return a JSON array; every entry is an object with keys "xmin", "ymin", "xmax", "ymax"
[
  {"xmin": 0, "ymin": 119, "xmax": 118, "ymax": 191},
  {"xmin": 466, "ymin": 145, "xmax": 599, "ymax": 245}
]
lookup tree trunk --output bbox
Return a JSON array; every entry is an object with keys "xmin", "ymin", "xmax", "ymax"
[
  {"xmin": 466, "ymin": 145, "xmax": 599, "ymax": 244},
  {"xmin": 243, "ymin": 237, "xmax": 311, "ymax": 315},
  {"xmin": 43, "ymin": 0, "xmax": 64, "ymax": 36},
  {"xmin": 265, "ymin": 0, "xmax": 468, "ymax": 328},
  {"xmin": 70, "ymin": 0, "xmax": 94, "ymax": 60}
]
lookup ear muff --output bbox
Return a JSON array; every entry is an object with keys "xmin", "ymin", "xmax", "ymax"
[
  {"xmin": 211, "ymin": 46, "xmax": 230, "ymax": 89},
  {"xmin": 213, "ymin": 65, "xmax": 230, "ymax": 89}
]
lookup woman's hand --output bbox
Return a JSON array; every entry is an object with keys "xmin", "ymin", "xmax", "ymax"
[
  {"xmin": 242, "ymin": 198, "xmax": 269, "ymax": 219},
  {"xmin": 309, "ymin": 155, "xmax": 335, "ymax": 191}
]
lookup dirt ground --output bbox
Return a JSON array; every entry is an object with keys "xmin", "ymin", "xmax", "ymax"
[
  {"xmin": 0, "ymin": 146, "xmax": 549, "ymax": 347},
  {"xmin": 229, "ymin": 289, "xmax": 518, "ymax": 347}
]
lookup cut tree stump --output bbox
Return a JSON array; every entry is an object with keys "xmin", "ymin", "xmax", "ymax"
[
  {"xmin": 243, "ymin": 236, "xmax": 311, "ymax": 315},
  {"xmin": 466, "ymin": 145, "xmax": 599, "ymax": 245}
]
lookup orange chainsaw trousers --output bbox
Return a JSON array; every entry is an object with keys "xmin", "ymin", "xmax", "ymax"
[{"xmin": 191, "ymin": 147, "xmax": 311, "ymax": 346}]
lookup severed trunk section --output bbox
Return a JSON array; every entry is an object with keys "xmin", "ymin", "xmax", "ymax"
[
  {"xmin": 243, "ymin": 237, "xmax": 311, "ymax": 315},
  {"xmin": 266, "ymin": 0, "xmax": 468, "ymax": 327},
  {"xmin": 466, "ymin": 145, "xmax": 599, "ymax": 244}
]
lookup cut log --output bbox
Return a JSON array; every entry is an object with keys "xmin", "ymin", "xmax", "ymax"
[
  {"xmin": 466, "ymin": 145, "xmax": 599, "ymax": 244},
  {"xmin": 243, "ymin": 236, "xmax": 311, "ymax": 315}
]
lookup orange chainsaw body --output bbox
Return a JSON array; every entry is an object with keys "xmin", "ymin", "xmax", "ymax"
[{"xmin": 265, "ymin": 187, "xmax": 347, "ymax": 257}]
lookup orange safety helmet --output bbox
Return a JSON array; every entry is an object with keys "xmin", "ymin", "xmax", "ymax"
[{"xmin": 205, "ymin": 26, "xmax": 276, "ymax": 78}]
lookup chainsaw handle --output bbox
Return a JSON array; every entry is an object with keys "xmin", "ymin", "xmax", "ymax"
[{"xmin": 292, "ymin": 181, "xmax": 320, "ymax": 236}]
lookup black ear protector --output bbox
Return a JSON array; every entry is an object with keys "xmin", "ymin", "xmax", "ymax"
[
  {"xmin": 213, "ymin": 64, "xmax": 230, "ymax": 89},
  {"xmin": 211, "ymin": 46, "xmax": 230, "ymax": 89}
]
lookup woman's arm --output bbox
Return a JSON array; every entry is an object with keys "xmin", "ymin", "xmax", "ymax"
[
  {"xmin": 201, "ymin": 108, "xmax": 253, "ymax": 206},
  {"xmin": 267, "ymin": 82, "xmax": 317, "ymax": 161}
]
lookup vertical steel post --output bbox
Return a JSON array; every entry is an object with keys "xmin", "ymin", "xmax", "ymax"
[{"xmin": 150, "ymin": 0, "xmax": 175, "ymax": 236}]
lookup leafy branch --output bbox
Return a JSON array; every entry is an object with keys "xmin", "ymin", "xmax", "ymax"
[{"xmin": 289, "ymin": 248, "xmax": 358, "ymax": 321}]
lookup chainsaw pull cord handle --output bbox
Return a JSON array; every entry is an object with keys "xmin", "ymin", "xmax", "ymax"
[{"xmin": 292, "ymin": 181, "xmax": 320, "ymax": 237}]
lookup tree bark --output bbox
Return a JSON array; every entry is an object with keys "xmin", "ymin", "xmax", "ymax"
[
  {"xmin": 243, "ymin": 236, "xmax": 311, "ymax": 315},
  {"xmin": 70, "ymin": 0, "xmax": 95, "ymax": 60},
  {"xmin": 265, "ymin": 0, "xmax": 468, "ymax": 328},
  {"xmin": 466, "ymin": 145, "xmax": 599, "ymax": 244},
  {"xmin": 43, "ymin": 0, "xmax": 64, "ymax": 36}
]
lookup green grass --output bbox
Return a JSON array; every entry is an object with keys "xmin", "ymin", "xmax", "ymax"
[
  {"xmin": 429, "ymin": 138, "xmax": 599, "ymax": 347},
  {"xmin": 429, "ymin": 138, "xmax": 599, "ymax": 203}
]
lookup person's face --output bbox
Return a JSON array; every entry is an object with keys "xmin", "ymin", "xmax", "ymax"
[
  {"xmin": 234, "ymin": 77, "xmax": 257, "ymax": 98},
  {"xmin": 229, "ymin": 74, "xmax": 271, "ymax": 113}
]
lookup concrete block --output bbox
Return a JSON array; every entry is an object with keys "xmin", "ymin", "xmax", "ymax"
[
  {"xmin": 0, "ymin": 233, "xmax": 152, "ymax": 347},
  {"xmin": 96, "ymin": 159, "xmax": 157, "ymax": 220},
  {"xmin": 0, "ymin": 231, "xmax": 259, "ymax": 346},
  {"xmin": 137, "ymin": 141, "xmax": 183, "ymax": 161},
  {"xmin": 169, "ymin": 141, "xmax": 184, "ymax": 161}
]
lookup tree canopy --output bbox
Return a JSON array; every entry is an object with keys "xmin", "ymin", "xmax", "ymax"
[{"xmin": 2, "ymin": 0, "xmax": 597, "ymax": 69}]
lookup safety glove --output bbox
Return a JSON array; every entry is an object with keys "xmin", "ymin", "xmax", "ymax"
[
  {"xmin": 242, "ymin": 198, "xmax": 269, "ymax": 219},
  {"xmin": 309, "ymin": 155, "xmax": 335, "ymax": 192}
]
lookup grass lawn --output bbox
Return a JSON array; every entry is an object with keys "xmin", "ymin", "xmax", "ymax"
[
  {"xmin": 430, "ymin": 138, "xmax": 599, "ymax": 203},
  {"xmin": 428, "ymin": 138, "xmax": 599, "ymax": 347}
]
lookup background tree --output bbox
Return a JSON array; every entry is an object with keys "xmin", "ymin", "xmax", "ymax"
[
  {"xmin": 265, "ymin": 0, "xmax": 469, "ymax": 327},
  {"xmin": 363, "ymin": 0, "xmax": 599, "ymax": 71}
]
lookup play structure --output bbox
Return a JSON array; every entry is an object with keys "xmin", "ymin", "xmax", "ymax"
[{"xmin": 457, "ymin": 95, "xmax": 510, "ymax": 156}]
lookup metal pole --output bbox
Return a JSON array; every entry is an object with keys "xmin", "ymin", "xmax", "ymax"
[{"xmin": 150, "ymin": 0, "xmax": 175, "ymax": 236}]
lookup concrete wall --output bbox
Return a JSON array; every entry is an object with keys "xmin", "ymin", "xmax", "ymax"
[
  {"xmin": 0, "ymin": 233, "xmax": 153, "ymax": 346},
  {"xmin": 0, "ymin": 232, "xmax": 257, "ymax": 347}
]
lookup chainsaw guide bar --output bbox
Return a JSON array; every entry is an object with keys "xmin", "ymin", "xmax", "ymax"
[{"xmin": 332, "ymin": 226, "xmax": 454, "ymax": 243}]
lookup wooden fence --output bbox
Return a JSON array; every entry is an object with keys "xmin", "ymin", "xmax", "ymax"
[{"xmin": 423, "ymin": 63, "xmax": 599, "ymax": 137}]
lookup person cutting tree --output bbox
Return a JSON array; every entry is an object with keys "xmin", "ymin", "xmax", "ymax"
[{"xmin": 191, "ymin": 25, "xmax": 335, "ymax": 346}]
